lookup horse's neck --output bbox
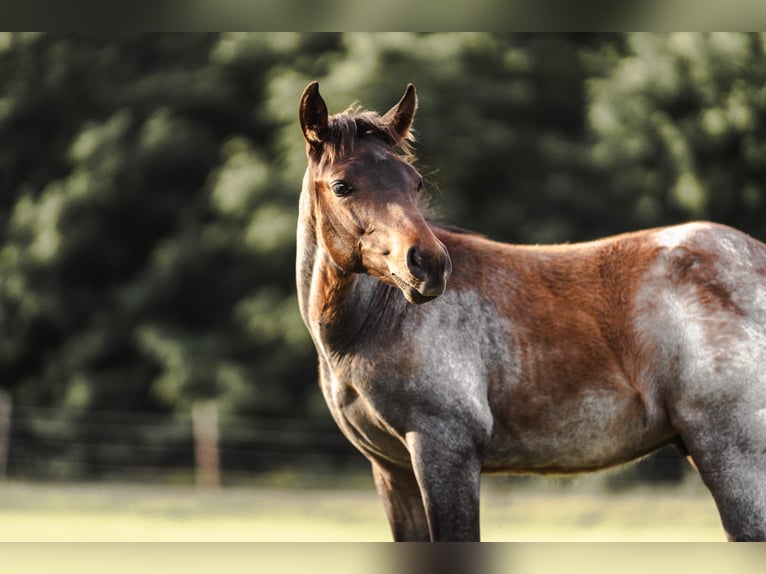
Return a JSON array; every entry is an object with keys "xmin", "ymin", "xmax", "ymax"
[{"xmin": 297, "ymin": 189, "xmax": 401, "ymax": 357}]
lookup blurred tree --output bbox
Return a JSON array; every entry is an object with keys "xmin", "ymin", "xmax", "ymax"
[
  {"xmin": 0, "ymin": 33, "xmax": 324, "ymax": 477},
  {"xmin": 589, "ymin": 33, "xmax": 766, "ymax": 238}
]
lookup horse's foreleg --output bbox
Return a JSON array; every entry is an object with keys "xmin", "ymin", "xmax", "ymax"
[
  {"xmin": 371, "ymin": 459, "xmax": 430, "ymax": 541},
  {"xmin": 406, "ymin": 429, "xmax": 482, "ymax": 542}
]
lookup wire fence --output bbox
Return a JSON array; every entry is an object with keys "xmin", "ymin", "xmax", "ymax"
[
  {"xmin": 0, "ymin": 397, "xmax": 691, "ymax": 489},
  {"xmin": 0, "ymin": 401, "xmax": 366, "ymax": 485}
]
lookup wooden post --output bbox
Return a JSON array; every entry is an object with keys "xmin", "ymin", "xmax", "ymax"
[
  {"xmin": 192, "ymin": 400, "xmax": 221, "ymax": 489},
  {"xmin": 0, "ymin": 390, "xmax": 11, "ymax": 480}
]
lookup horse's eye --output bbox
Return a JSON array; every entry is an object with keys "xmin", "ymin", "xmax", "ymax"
[
  {"xmin": 416, "ymin": 179, "xmax": 424, "ymax": 193},
  {"xmin": 331, "ymin": 180, "xmax": 352, "ymax": 197}
]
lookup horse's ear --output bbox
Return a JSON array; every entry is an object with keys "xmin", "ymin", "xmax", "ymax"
[
  {"xmin": 382, "ymin": 83, "xmax": 417, "ymax": 142},
  {"xmin": 299, "ymin": 81, "xmax": 328, "ymax": 147}
]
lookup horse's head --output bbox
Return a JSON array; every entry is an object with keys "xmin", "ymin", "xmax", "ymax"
[{"xmin": 299, "ymin": 82, "xmax": 451, "ymax": 304}]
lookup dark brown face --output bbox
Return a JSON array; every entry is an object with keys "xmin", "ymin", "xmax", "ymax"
[
  {"xmin": 299, "ymin": 81, "xmax": 451, "ymax": 304},
  {"xmin": 310, "ymin": 139, "xmax": 451, "ymax": 304}
]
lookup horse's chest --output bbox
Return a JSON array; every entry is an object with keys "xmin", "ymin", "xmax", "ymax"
[{"xmin": 319, "ymin": 360, "xmax": 411, "ymax": 464}]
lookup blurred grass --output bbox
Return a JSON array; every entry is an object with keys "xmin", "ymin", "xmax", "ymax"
[
  {"xmin": 480, "ymin": 475, "xmax": 723, "ymax": 541},
  {"xmin": 0, "ymin": 474, "xmax": 724, "ymax": 542}
]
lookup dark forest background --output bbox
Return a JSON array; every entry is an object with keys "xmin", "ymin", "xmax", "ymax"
[{"xmin": 2, "ymin": 33, "xmax": 766, "ymax": 485}]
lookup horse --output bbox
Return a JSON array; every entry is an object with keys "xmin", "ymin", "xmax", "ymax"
[{"xmin": 296, "ymin": 81, "xmax": 766, "ymax": 541}]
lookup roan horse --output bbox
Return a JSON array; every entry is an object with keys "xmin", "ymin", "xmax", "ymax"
[{"xmin": 296, "ymin": 82, "xmax": 766, "ymax": 541}]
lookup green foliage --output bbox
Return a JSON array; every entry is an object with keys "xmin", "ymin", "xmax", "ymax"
[
  {"xmin": 0, "ymin": 34, "xmax": 315, "ymax": 427},
  {"xmin": 2, "ymin": 33, "xmax": 766, "ymax": 480},
  {"xmin": 590, "ymin": 33, "xmax": 766, "ymax": 236}
]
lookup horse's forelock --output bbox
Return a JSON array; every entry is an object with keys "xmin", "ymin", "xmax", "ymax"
[{"xmin": 315, "ymin": 108, "xmax": 415, "ymax": 168}]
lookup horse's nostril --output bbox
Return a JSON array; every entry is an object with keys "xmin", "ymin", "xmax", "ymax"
[
  {"xmin": 408, "ymin": 246, "xmax": 450, "ymax": 287},
  {"xmin": 407, "ymin": 246, "xmax": 427, "ymax": 281}
]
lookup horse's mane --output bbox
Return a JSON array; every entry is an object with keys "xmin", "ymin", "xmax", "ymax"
[{"xmin": 318, "ymin": 105, "xmax": 416, "ymax": 166}]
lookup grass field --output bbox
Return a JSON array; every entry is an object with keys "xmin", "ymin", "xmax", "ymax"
[{"xmin": 0, "ymin": 474, "xmax": 726, "ymax": 542}]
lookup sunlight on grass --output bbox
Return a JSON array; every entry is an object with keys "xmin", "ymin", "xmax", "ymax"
[{"xmin": 0, "ymin": 477, "xmax": 725, "ymax": 542}]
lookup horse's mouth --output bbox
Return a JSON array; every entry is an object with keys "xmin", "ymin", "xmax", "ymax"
[{"xmin": 390, "ymin": 274, "xmax": 443, "ymax": 305}]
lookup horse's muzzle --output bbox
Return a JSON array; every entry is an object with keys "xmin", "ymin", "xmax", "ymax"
[{"xmin": 406, "ymin": 245, "xmax": 452, "ymax": 302}]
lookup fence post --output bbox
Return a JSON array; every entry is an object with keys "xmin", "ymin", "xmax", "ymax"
[
  {"xmin": 0, "ymin": 390, "xmax": 11, "ymax": 480},
  {"xmin": 192, "ymin": 400, "xmax": 221, "ymax": 489}
]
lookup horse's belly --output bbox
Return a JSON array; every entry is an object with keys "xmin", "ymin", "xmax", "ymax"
[{"xmin": 483, "ymin": 388, "xmax": 673, "ymax": 473}]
